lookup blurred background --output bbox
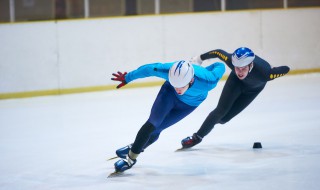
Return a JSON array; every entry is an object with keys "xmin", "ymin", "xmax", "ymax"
[
  {"xmin": 1, "ymin": 0, "xmax": 319, "ymax": 23},
  {"xmin": 0, "ymin": 0, "xmax": 319, "ymax": 99}
]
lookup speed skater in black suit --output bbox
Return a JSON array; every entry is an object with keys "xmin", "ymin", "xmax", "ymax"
[{"xmin": 181, "ymin": 47, "xmax": 290, "ymax": 148}]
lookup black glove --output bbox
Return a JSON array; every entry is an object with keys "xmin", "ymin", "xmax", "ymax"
[
  {"xmin": 181, "ymin": 133, "xmax": 202, "ymax": 148},
  {"xmin": 111, "ymin": 71, "xmax": 127, "ymax": 89}
]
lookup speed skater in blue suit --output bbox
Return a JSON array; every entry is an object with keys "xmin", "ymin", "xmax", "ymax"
[{"xmin": 110, "ymin": 60, "xmax": 225, "ymax": 173}]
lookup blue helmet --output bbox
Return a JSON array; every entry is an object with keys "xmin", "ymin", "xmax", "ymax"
[{"xmin": 231, "ymin": 47, "xmax": 255, "ymax": 67}]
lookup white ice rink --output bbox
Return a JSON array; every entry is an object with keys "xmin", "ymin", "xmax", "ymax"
[{"xmin": 0, "ymin": 73, "xmax": 320, "ymax": 190}]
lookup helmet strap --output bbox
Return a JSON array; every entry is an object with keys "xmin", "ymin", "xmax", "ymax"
[
  {"xmin": 188, "ymin": 78, "xmax": 195, "ymax": 89},
  {"xmin": 248, "ymin": 62, "xmax": 254, "ymax": 73}
]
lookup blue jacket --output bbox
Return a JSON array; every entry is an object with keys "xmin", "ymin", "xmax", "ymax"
[{"xmin": 125, "ymin": 61, "xmax": 225, "ymax": 106}]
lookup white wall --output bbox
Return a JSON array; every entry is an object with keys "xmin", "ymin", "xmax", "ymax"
[
  {"xmin": 0, "ymin": 8, "xmax": 319, "ymax": 94},
  {"xmin": 0, "ymin": 22, "xmax": 59, "ymax": 93}
]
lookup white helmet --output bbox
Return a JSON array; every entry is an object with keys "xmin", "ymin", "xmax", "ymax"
[
  {"xmin": 231, "ymin": 47, "xmax": 255, "ymax": 67},
  {"xmin": 169, "ymin": 60, "xmax": 194, "ymax": 88}
]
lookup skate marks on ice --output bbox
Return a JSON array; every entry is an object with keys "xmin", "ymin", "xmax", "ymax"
[
  {"xmin": 107, "ymin": 143, "xmax": 320, "ymax": 179},
  {"xmin": 175, "ymin": 143, "xmax": 320, "ymax": 165},
  {"xmin": 106, "ymin": 145, "xmax": 291, "ymax": 188},
  {"xmin": 193, "ymin": 144, "xmax": 291, "ymax": 163}
]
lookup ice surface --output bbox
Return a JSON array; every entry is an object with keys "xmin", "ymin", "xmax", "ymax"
[{"xmin": 0, "ymin": 74, "xmax": 319, "ymax": 190}]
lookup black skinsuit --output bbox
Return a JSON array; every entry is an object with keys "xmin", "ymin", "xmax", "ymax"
[{"xmin": 196, "ymin": 49, "xmax": 290, "ymax": 138}]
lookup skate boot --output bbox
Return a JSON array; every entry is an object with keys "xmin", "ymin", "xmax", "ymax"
[
  {"xmin": 114, "ymin": 154, "xmax": 137, "ymax": 172},
  {"xmin": 116, "ymin": 144, "xmax": 132, "ymax": 159},
  {"xmin": 181, "ymin": 133, "xmax": 203, "ymax": 148}
]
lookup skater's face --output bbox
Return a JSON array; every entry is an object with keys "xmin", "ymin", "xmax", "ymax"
[
  {"xmin": 174, "ymin": 78, "xmax": 194, "ymax": 95},
  {"xmin": 174, "ymin": 85, "xmax": 189, "ymax": 95},
  {"xmin": 235, "ymin": 63, "xmax": 252, "ymax": 80}
]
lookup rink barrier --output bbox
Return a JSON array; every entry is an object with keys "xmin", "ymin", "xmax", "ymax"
[{"xmin": 0, "ymin": 68, "xmax": 319, "ymax": 100}]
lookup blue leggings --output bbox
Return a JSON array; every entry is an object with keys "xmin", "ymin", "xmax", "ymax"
[{"xmin": 131, "ymin": 82, "xmax": 197, "ymax": 154}]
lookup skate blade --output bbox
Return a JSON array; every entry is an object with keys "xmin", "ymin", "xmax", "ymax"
[
  {"xmin": 175, "ymin": 147, "xmax": 198, "ymax": 152},
  {"xmin": 107, "ymin": 171, "xmax": 123, "ymax": 178},
  {"xmin": 106, "ymin": 156, "xmax": 118, "ymax": 161},
  {"xmin": 175, "ymin": 147, "xmax": 189, "ymax": 152}
]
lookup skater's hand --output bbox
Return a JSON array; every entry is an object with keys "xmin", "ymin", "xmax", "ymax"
[
  {"xmin": 189, "ymin": 55, "xmax": 202, "ymax": 65},
  {"xmin": 111, "ymin": 71, "xmax": 127, "ymax": 89}
]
